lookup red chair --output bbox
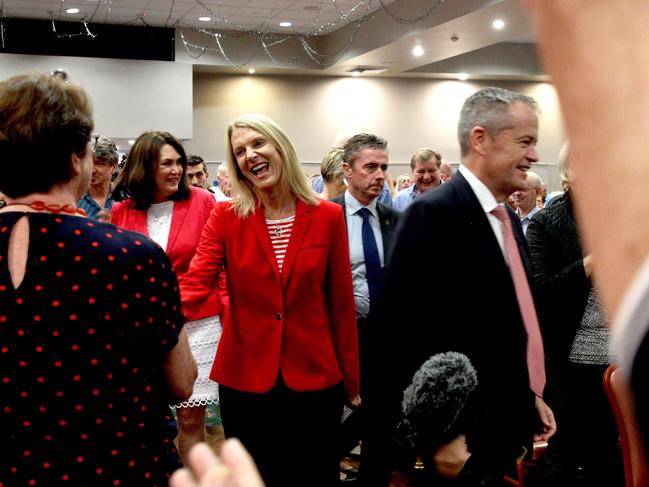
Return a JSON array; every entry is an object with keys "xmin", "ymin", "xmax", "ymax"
[{"xmin": 603, "ymin": 364, "xmax": 649, "ymax": 487}]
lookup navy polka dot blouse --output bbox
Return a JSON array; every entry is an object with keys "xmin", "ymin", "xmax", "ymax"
[{"xmin": 0, "ymin": 212, "xmax": 185, "ymax": 486}]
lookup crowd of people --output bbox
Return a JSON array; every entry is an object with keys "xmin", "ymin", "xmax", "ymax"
[{"xmin": 2, "ymin": 1, "xmax": 649, "ymax": 483}]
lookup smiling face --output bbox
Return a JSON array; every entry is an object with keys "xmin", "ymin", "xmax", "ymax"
[
  {"xmin": 230, "ymin": 127, "xmax": 283, "ymax": 192},
  {"xmin": 344, "ymin": 147, "xmax": 388, "ymax": 206},
  {"xmin": 412, "ymin": 158, "xmax": 441, "ymax": 193},
  {"xmin": 153, "ymin": 144, "xmax": 183, "ymax": 202},
  {"xmin": 478, "ymin": 101, "xmax": 539, "ymax": 201}
]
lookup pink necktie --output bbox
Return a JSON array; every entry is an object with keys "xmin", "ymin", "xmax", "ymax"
[{"xmin": 491, "ymin": 204, "xmax": 546, "ymax": 397}]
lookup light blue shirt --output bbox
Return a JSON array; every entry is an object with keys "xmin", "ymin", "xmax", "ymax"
[
  {"xmin": 518, "ymin": 205, "xmax": 541, "ymax": 235},
  {"xmin": 393, "ymin": 185, "xmax": 419, "ymax": 211},
  {"xmin": 344, "ymin": 190, "xmax": 384, "ymax": 319}
]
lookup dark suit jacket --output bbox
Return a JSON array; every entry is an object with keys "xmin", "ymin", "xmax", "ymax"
[
  {"xmin": 386, "ymin": 171, "xmax": 537, "ymax": 474},
  {"xmin": 330, "ymin": 193, "xmax": 401, "ymax": 275}
]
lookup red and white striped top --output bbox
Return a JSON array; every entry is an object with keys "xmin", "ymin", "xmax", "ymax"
[{"xmin": 266, "ymin": 215, "xmax": 295, "ymax": 272}]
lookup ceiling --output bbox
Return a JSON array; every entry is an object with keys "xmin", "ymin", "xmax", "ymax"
[{"xmin": 0, "ymin": 0, "xmax": 545, "ymax": 80}]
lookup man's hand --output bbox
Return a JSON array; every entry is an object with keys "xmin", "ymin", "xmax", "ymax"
[
  {"xmin": 346, "ymin": 394, "xmax": 362, "ymax": 410},
  {"xmin": 534, "ymin": 396, "xmax": 557, "ymax": 442}
]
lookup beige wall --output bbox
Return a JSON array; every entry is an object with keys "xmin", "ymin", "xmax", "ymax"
[
  {"xmin": 186, "ymin": 73, "xmax": 566, "ymax": 191},
  {"xmin": 0, "ymin": 53, "xmax": 193, "ymax": 140}
]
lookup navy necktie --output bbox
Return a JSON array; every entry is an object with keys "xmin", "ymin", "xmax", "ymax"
[{"xmin": 358, "ymin": 207, "xmax": 383, "ymax": 311}]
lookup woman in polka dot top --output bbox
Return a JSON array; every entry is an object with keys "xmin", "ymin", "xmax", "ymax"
[{"xmin": 0, "ymin": 73, "xmax": 197, "ymax": 486}]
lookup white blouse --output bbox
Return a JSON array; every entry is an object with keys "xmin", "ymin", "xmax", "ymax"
[{"xmin": 146, "ymin": 200, "xmax": 174, "ymax": 251}]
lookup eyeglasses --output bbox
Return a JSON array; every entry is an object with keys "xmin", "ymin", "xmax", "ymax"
[{"xmin": 91, "ymin": 133, "xmax": 100, "ymax": 152}]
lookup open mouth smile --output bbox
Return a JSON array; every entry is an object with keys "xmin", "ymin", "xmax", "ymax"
[{"xmin": 251, "ymin": 163, "xmax": 269, "ymax": 176}]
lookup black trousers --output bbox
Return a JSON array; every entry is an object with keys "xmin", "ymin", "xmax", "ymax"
[{"xmin": 219, "ymin": 377, "xmax": 344, "ymax": 487}]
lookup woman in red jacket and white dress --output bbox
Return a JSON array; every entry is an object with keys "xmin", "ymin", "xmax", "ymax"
[{"xmin": 111, "ymin": 131, "xmax": 223, "ymax": 464}]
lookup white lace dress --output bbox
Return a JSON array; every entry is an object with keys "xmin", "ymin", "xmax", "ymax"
[{"xmin": 147, "ymin": 201, "xmax": 222, "ymax": 408}]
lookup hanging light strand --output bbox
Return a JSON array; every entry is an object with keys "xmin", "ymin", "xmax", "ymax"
[
  {"xmin": 378, "ymin": 0, "xmax": 446, "ymax": 24},
  {"xmin": 51, "ymin": 15, "xmax": 97, "ymax": 39}
]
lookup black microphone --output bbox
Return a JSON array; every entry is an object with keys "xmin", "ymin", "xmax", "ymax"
[{"xmin": 399, "ymin": 351, "xmax": 478, "ymax": 450}]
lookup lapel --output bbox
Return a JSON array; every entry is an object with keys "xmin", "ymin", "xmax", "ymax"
[
  {"xmin": 127, "ymin": 204, "xmax": 149, "ymax": 237},
  {"xmin": 166, "ymin": 196, "xmax": 191, "ymax": 253},
  {"xmin": 280, "ymin": 199, "xmax": 311, "ymax": 288},
  {"xmin": 377, "ymin": 203, "xmax": 396, "ymax": 254},
  {"xmin": 251, "ymin": 203, "xmax": 282, "ymax": 284},
  {"xmin": 452, "ymin": 172, "xmax": 510, "ymax": 270}
]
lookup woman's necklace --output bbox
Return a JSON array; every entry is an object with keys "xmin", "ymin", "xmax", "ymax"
[
  {"xmin": 264, "ymin": 206, "xmax": 294, "ymax": 238},
  {"xmin": 2, "ymin": 200, "xmax": 87, "ymax": 216}
]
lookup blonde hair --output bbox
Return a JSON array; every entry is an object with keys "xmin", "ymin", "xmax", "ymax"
[
  {"xmin": 320, "ymin": 148, "xmax": 345, "ymax": 184},
  {"xmin": 225, "ymin": 114, "xmax": 318, "ymax": 217},
  {"xmin": 557, "ymin": 141, "xmax": 570, "ymax": 192}
]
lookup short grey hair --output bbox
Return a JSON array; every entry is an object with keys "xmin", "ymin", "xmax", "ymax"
[
  {"xmin": 94, "ymin": 136, "xmax": 118, "ymax": 166},
  {"xmin": 457, "ymin": 87, "xmax": 538, "ymax": 158},
  {"xmin": 343, "ymin": 133, "xmax": 388, "ymax": 166},
  {"xmin": 557, "ymin": 141, "xmax": 570, "ymax": 191},
  {"xmin": 525, "ymin": 170, "xmax": 542, "ymax": 189},
  {"xmin": 216, "ymin": 163, "xmax": 228, "ymax": 178}
]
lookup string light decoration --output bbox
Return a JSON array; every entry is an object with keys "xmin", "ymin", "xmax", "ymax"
[
  {"xmin": 379, "ymin": 0, "xmax": 446, "ymax": 24},
  {"xmin": 0, "ymin": 0, "xmax": 449, "ymax": 68},
  {"xmin": 51, "ymin": 15, "xmax": 97, "ymax": 39}
]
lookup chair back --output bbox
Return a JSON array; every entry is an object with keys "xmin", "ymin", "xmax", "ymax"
[{"xmin": 603, "ymin": 364, "xmax": 649, "ymax": 487}]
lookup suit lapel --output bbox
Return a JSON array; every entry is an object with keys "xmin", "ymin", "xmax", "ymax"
[
  {"xmin": 166, "ymin": 197, "xmax": 190, "ymax": 253},
  {"xmin": 453, "ymin": 172, "xmax": 509, "ymax": 269},
  {"xmin": 280, "ymin": 199, "xmax": 311, "ymax": 288},
  {"xmin": 377, "ymin": 203, "xmax": 396, "ymax": 254},
  {"xmin": 128, "ymin": 206, "xmax": 149, "ymax": 237},
  {"xmin": 251, "ymin": 204, "xmax": 282, "ymax": 283}
]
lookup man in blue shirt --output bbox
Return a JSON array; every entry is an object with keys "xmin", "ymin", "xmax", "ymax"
[
  {"xmin": 393, "ymin": 148, "xmax": 442, "ymax": 211},
  {"xmin": 77, "ymin": 135, "xmax": 118, "ymax": 220}
]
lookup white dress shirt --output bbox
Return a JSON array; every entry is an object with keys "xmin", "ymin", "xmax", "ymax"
[
  {"xmin": 459, "ymin": 164, "xmax": 508, "ymax": 263},
  {"xmin": 344, "ymin": 190, "xmax": 385, "ymax": 319}
]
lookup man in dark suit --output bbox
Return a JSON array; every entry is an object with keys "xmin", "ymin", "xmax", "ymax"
[
  {"xmin": 331, "ymin": 133, "xmax": 400, "ymax": 485},
  {"xmin": 385, "ymin": 87, "xmax": 556, "ymax": 486}
]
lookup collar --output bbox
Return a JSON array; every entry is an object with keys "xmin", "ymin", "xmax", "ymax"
[
  {"xmin": 458, "ymin": 164, "xmax": 499, "ymax": 214},
  {"xmin": 518, "ymin": 205, "xmax": 541, "ymax": 220},
  {"xmin": 345, "ymin": 190, "xmax": 379, "ymax": 219}
]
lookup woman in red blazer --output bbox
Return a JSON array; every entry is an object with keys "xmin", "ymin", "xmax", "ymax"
[
  {"xmin": 110, "ymin": 131, "xmax": 221, "ymax": 464},
  {"xmin": 180, "ymin": 114, "xmax": 359, "ymax": 487}
]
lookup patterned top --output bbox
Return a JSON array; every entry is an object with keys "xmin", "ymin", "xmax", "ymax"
[
  {"xmin": 266, "ymin": 215, "xmax": 294, "ymax": 272},
  {"xmin": 0, "ymin": 211, "xmax": 184, "ymax": 486}
]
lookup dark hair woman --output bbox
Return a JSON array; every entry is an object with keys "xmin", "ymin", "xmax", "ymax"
[
  {"xmin": 111, "ymin": 130, "xmax": 224, "ymax": 463},
  {"xmin": 0, "ymin": 73, "xmax": 197, "ymax": 485}
]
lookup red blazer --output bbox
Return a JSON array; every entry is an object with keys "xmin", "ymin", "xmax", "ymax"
[
  {"xmin": 180, "ymin": 198, "xmax": 359, "ymax": 396},
  {"xmin": 111, "ymin": 187, "xmax": 221, "ymax": 318}
]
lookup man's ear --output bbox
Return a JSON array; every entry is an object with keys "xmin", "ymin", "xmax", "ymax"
[
  {"xmin": 470, "ymin": 126, "xmax": 489, "ymax": 157},
  {"xmin": 343, "ymin": 162, "xmax": 352, "ymax": 178}
]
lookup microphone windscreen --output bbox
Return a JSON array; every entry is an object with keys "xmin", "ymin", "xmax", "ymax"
[{"xmin": 400, "ymin": 351, "xmax": 478, "ymax": 448}]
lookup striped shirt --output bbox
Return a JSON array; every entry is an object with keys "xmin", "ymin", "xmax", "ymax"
[{"xmin": 266, "ymin": 215, "xmax": 295, "ymax": 272}]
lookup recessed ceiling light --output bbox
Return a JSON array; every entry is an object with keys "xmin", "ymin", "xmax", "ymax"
[
  {"xmin": 457, "ymin": 73, "xmax": 469, "ymax": 81},
  {"xmin": 128, "ymin": 139, "xmax": 135, "ymax": 145},
  {"xmin": 351, "ymin": 71, "xmax": 362, "ymax": 77},
  {"xmin": 412, "ymin": 45, "xmax": 424, "ymax": 57},
  {"xmin": 66, "ymin": 8, "xmax": 80, "ymax": 14},
  {"xmin": 248, "ymin": 68, "xmax": 256, "ymax": 74},
  {"xmin": 279, "ymin": 21, "xmax": 292, "ymax": 27},
  {"xmin": 492, "ymin": 19, "xmax": 505, "ymax": 30},
  {"xmin": 198, "ymin": 16, "xmax": 211, "ymax": 22}
]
